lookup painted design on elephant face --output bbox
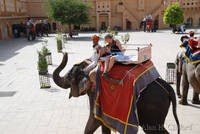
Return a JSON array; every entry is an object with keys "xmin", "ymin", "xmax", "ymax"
[{"xmin": 110, "ymin": 85, "xmax": 116, "ymax": 91}]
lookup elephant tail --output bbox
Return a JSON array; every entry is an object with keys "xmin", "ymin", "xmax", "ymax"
[{"xmin": 169, "ymin": 86, "xmax": 180, "ymax": 134}]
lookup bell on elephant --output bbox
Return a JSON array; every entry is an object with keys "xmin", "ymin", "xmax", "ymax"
[{"xmin": 165, "ymin": 62, "xmax": 176, "ymax": 84}]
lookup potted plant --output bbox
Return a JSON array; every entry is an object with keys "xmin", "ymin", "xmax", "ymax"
[
  {"xmin": 37, "ymin": 50, "xmax": 51, "ymax": 88},
  {"xmin": 41, "ymin": 45, "xmax": 49, "ymax": 57},
  {"xmin": 56, "ymin": 33, "xmax": 63, "ymax": 52},
  {"xmin": 111, "ymin": 30, "xmax": 118, "ymax": 36},
  {"xmin": 40, "ymin": 40, "xmax": 52, "ymax": 65},
  {"xmin": 37, "ymin": 51, "xmax": 48, "ymax": 75},
  {"xmin": 121, "ymin": 33, "xmax": 130, "ymax": 44}
]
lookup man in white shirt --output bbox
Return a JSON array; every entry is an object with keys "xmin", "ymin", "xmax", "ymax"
[{"xmin": 83, "ymin": 35, "xmax": 101, "ymax": 74}]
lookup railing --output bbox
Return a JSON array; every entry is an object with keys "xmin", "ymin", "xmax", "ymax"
[
  {"xmin": 148, "ymin": 0, "xmax": 164, "ymax": 17},
  {"xmin": 181, "ymin": 0, "xmax": 200, "ymax": 8},
  {"xmin": 124, "ymin": 2, "xmax": 140, "ymax": 22},
  {"xmin": 117, "ymin": 3, "xmax": 139, "ymax": 22}
]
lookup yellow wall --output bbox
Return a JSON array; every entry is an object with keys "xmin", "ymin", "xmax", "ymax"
[
  {"xmin": 84, "ymin": 0, "xmax": 200, "ymax": 31},
  {"xmin": 0, "ymin": 0, "xmax": 47, "ymax": 40},
  {"xmin": 26, "ymin": 2, "xmax": 47, "ymax": 18},
  {"xmin": 1, "ymin": 0, "xmax": 200, "ymax": 40}
]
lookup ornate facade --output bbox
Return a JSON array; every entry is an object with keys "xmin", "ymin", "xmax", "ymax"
[
  {"xmin": 0, "ymin": 0, "xmax": 46, "ymax": 40},
  {"xmin": 1, "ymin": 0, "xmax": 200, "ymax": 39},
  {"xmin": 83, "ymin": 0, "xmax": 200, "ymax": 31}
]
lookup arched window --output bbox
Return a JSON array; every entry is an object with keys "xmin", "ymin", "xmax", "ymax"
[{"xmin": 138, "ymin": 0, "xmax": 144, "ymax": 10}]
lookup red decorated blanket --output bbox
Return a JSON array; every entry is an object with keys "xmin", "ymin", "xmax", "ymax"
[{"xmin": 94, "ymin": 60, "xmax": 160, "ymax": 134}]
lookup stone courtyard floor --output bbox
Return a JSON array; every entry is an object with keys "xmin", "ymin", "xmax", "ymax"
[{"xmin": 0, "ymin": 29, "xmax": 200, "ymax": 134}]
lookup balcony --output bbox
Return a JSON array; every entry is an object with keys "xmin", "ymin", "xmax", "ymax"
[
  {"xmin": 96, "ymin": 1, "xmax": 111, "ymax": 12},
  {"xmin": 181, "ymin": 0, "xmax": 200, "ymax": 9},
  {"xmin": 116, "ymin": 2, "xmax": 125, "ymax": 13}
]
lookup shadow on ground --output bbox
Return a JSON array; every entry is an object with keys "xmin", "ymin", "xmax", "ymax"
[
  {"xmin": 44, "ymin": 88, "xmax": 61, "ymax": 93},
  {"xmin": 0, "ymin": 38, "xmax": 43, "ymax": 62},
  {"xmin": 68, "ymin": 36, "xmax": 92, "ymax": 42},
  {"xmin": 188, "ymin": 103, "xmax": 200, "ymax": 109},
  {"xmin": 0, "ymin": 91, "xmax": 17, "ymax": 97}
]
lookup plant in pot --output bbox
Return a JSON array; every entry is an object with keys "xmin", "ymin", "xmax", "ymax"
[
  {"xmin": 40, "ymin": 40, "xmax": 52, "ymax": 65},
  {"xmin": 56, "ymin": 33, "xmax": 63, "ymax": 52},
  {"xmin": 41, "ymin": 45, "xmax": 49, "ymax": 57},
  {"xmin": 121, "ymin": 33, "xmax": 130, "ymax": 49},
  {"xmin": 111, "ymin": 30, "xmax": 118, "ymax": 36},
  {"xmin": 37, "ymin": 51, "xmax": 51, "ymax": 88},
  {"xmin": 37, "ymin": 51, "xmax": 48, "ymax": 75}
]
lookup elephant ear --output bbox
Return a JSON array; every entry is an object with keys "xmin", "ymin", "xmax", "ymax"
[{"xmin": 89, "ymin": 67, "xmax": 98, "ymax": 83}]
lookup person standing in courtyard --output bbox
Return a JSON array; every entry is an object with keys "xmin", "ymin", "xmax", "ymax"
[{"xmin": 143, "ymin": 17, "xmax": 146, "ymax": 32}]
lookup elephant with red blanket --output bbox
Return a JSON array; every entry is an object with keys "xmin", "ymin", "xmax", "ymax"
[{"xmin": 53, "ymin": 52, "xmax": 180, "ymax": 134}]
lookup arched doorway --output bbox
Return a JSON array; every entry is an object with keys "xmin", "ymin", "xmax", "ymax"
[
  {"xmin": 74, "ymin": 25, "xmax": 80, "ymax": 30},
  {"xmin": 187, "ymin": 17, "xmax": 193, "ymax": 27},
  {"xmin": 99, "ymin": 13, "xmax": 109, "ymax": 30},
  {"xmin": 126, "ymin": 20, "xmax": 132, "ymax": 30}
]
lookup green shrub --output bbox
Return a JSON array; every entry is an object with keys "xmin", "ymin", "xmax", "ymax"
[
  {"xmin": 163, "ymin": 3, "xmax": 184, "ymax": 32},
  {"xmin": 41, "ymin": 45, "xmax": 50, "ymax": 56},
  {"xmin": 100, "ymin": 30, "xmax": 105, "ymax": 34},
  {"xmin": 111, "ymin": 30, "xmax": 118, "ymax": 36},
  {"xmin": 121, "ymin": 33, "xmax": 130, "ymax": 45},
  {"xmin": 56, "ymin": 33, "xmax": 63, "ymax": 52},
  {"xmin": 37, "ymin": 55, "xmax": 48, "ymax": 74},
  {"xmin": 57, "ymin": 40, "xmax": 63, "ymax": 51},
  {"xmin": 106, "ymin": 27, "xmax": 111, "ymax": 33}
]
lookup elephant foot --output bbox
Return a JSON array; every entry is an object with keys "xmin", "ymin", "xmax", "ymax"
[
  {"xmin": 179, "ymin": 100, "xmax": 188, "ymax": 105},
  {"xmin": 177, "ymin": 94, "xmax": 182, "ymax": 99},
  {"xmin": 192, "ymin": 100, "xmax": 200, "ymax": 105}
]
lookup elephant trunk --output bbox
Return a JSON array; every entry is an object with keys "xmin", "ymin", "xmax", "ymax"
[{"xmin": 53, "ymin": 52, "xmax": 70, "ymax": 89}]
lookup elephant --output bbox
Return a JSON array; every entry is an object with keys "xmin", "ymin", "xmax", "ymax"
[
  {"xmin": 176, "ymin": 51, "xmax": 200, "ymax": 105},
  {"xmin": 53, "ymin": 52, "xmax": 180, "ymax": 134}
]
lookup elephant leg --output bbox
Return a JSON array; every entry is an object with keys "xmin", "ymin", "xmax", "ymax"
[
  {"xmin": 164, "ymin": 128, "xmax": 170, "ymax": 134},
  {"xmin": 176, "ymin": 72, "xmax": 182, "ymax": 98},
  {"xmin": 84, "ymin": 114, "xmax": 101, "ymax": 134},
  {"xmin": 179, "ymin": 72, "xmax": 189, "ymax": 105},
  {"xmin": 102, "ymin": 125, "xmax": 111, "ymax": 134},
  {"xmin": 189, "ymin": 76, "xmax": 200, "ymax": 104},
  {"xmin": 192, "ymin": 92, "xmax": 200, "ymax": 105}
]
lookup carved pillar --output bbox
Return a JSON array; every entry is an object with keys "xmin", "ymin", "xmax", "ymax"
[
  {"xmin": 3, "ymin": 0, "xmax": 6, "ymax": 11},
  {"xmin": 96, "ymin": 13, "xmax": 100, "ymax": 31},
  {"xmin": 14, "ymin": 0, "xmax": 17, "ymax": 12},
  {"xmin": 123, "ymin": 12, "xmax": 126, "ymax": 30},
  {"xmin": 108, "ymin": 12, "xmax": 111, "ymax": 27}
]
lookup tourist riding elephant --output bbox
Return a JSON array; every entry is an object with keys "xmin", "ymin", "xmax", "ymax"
[
  {"xmin": 53, "ymin": 52, "xmax": 180, "ymax": 134},
  {"xmin": 176, "ymin": 51, "xmax": 200, "ymax": 105}
]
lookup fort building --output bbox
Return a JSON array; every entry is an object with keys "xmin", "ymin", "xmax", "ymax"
[
  {"xmin": 1, "ymin": 0, "xmax": 200, "ymax": 40},
  {"xmin": 82, "ymin": 0, "xmax": 200, "ymax": 31},
  {"xmin": 0, "ymin": 0, "xmax": 46, "ymax": 40}
]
